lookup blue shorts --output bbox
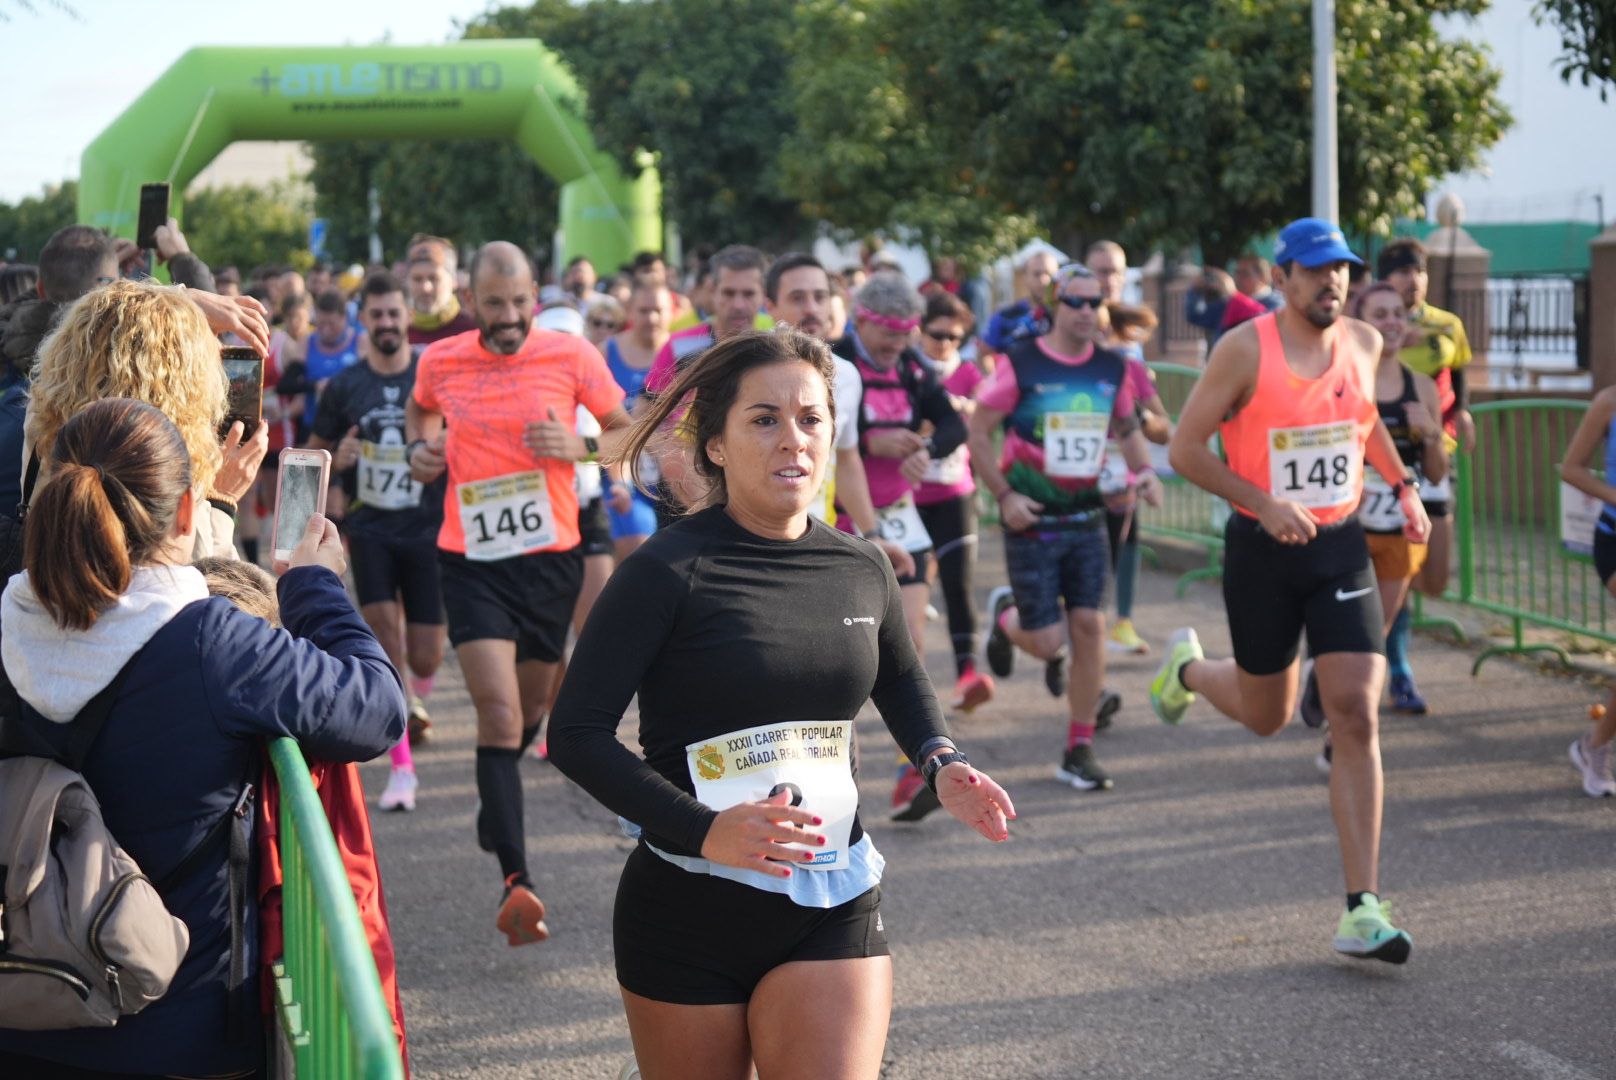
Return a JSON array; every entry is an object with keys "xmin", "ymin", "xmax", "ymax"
[
  {"xmin": 1003, "ymin": 523, "xmax": 1110, "ymax": 631},
  {"xmin": 608, "ymin": 489, "xmax": 659, "ymax": 541}
]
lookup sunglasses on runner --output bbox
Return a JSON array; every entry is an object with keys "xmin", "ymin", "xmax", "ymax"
[
  {"xmin": 1057, "ymin": 294, "xmax": 1105, "ymax": 310},
  {"xmin": 589, "ymin": 318, "xmax": 620, "ymax": 331},
  {"xmin": 925, "ymin": 329, "xmax": 964, "ymax": 343}
]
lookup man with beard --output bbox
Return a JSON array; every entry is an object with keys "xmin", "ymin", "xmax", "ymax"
[
  {"xmin": 1151, "ymin": 219, "xmax": 1429, "ymax": 966},
  {"xmin": 762, "ymin": 252, "xmax": 915, "ymax": 580},
  {"xmin": 406, "ymin": 242, "xmax": 630, "ymax": 946},
  {"xmin": 645, "ymin": 245, "xmax": 770, "ymax": 519},
  {"xmin": 405, "ymin": 235, "xmax": 478, "ymax": 345},
  {"xmin": 308, "ymin": 272, "xmax": 449, "ymax": 808}
]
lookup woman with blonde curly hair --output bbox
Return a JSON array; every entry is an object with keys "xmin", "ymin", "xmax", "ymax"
[{"xmin": 27, "ymin": 278, "xmax": 269, "ymax": 560}]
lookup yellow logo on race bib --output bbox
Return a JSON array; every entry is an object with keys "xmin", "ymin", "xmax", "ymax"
[
  {"xmin": 694, "ymin": 744, "xmax": 725, "ymax": 781},
  {"xmin": 1272, "ymin": 432, "xmax": 1289, "ymax": 452},
  {"xmin": 459, "ymin": 485, "xmax": 481, "ymax": 507}
]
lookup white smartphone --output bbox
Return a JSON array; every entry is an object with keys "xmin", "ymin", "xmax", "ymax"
[{"xmin": 271, "ymin": 448, "xmax": 332, "ymax": 563}]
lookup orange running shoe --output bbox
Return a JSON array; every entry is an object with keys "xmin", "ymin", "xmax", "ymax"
[
  {"xmin": 950, "ymin": 670, "xmax": 996, "ymax": 712},
  {"xmin": 496, "ymin": 874, "xmax": 550, "ymax": 947}
]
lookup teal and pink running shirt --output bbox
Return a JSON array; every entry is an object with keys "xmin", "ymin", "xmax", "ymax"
[{"xmin": 978, "ymin": 337, "xmax": 1137, "ymax": 514}]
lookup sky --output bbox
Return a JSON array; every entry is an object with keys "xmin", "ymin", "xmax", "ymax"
[{"xmin": 2, "ymin": 0, "xmax": 1611, "ymax": 226}]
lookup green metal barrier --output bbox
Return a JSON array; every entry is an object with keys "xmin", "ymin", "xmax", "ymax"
[
  {"xmin": 269, "ymin": 738, "xmax": 403, "ymax": 1080},
  {"xmin": 1140, "ymin": 363, "xmax": 1227, "ymax": 596},
  {"xmin": 1454, "ymin": 398, "xmax": 1611, "ymax": 674}
]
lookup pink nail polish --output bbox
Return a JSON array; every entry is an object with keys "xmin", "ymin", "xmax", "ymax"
[{"xmin": 812, "ymin": 816, "xmax": 824, "ymax": 826}]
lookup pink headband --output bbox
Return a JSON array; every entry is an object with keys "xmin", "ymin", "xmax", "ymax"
[{"xmin": 856, "ymin": 306, "xmax": 920, "ymax": 333}]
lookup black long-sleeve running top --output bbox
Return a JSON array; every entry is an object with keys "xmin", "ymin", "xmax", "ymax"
[{"xmin": 548, "ymin": 504, "xmax": 950, "ymax": 858}]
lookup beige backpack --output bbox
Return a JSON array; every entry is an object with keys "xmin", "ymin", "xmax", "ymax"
[
  {"xmin": 0, "ymin": 755, "xmax": 190, "ymax": 1028},
  {"xmin": 0, "ymin": 658, "xmax": 229, "ymax": 1030}
]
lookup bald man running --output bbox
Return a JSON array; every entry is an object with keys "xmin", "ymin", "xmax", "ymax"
[{"xmin": 407, "ymin": 241, "xmax": 631, "ymax": 946}]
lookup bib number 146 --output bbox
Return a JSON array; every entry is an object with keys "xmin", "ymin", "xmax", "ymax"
[{"xmin": 457, "ymin": 471, "xmax": 556, "ymax": 561}]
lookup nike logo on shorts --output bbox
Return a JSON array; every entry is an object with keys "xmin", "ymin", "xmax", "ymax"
[{"xmin": 1335, "ymin": 586, "xmax": 1373, "ymax": 601}]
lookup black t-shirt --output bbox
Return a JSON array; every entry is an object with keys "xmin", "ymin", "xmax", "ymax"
[
  {"xmin": 311, "ymin": 349, "xmax": 445, "ymax": 543},
  {"xmin": 548, "ymin": 505, "xmax": 949, "ymax": 858}
]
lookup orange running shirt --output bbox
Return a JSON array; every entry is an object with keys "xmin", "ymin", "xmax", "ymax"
[
  {"xmin": 414, "ymin": 327, "xmax": 625, "ymax": 555},
  {"xmin": 1220, "ymin": 313, "xmax": 1378, "ymax": 527}
]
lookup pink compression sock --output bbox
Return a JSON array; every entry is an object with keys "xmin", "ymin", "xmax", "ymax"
[
  {"xmin": 388, "ymin": 738, "xmax": 415, "ymax": 771},
  {"xmin": 409, "ymin": 674, "xmax": 436, "ymax": 699},
  {"xmin": 1066, "ymin": 722, "xmax": 1096, "ymax": 750}
]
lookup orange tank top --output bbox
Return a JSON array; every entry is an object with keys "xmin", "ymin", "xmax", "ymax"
[{"xmin": 1220, "ymin": 313, "xmax": 1378, "ymax": 526}]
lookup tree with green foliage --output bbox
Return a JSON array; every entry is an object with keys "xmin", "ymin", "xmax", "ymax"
[
  {"xmin": 463, "ymin": 0, "xmax": 805, "ymax": 253},
  {"xmin": 1536, "ymin": 0, "xmax": 1616, "ymax": 99},
  {"xmin": 786, "ymin": 0, "xmax": 1511, "ymax": 265},
  {"xmin": 184, "ymin": 181, "xmax": 313, "ymax": 274},
  {"xmin": 0, "ymin": 181, "xmax": 77, "ymax": 263},
  {"xmin": 307, "ymin": 140, "xmax": 558, "ymax": 268}
]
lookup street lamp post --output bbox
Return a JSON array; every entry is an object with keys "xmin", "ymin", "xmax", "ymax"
[{"xmin": 1313, "ymin": 0, "xmax": 1339, "ymax": 223}]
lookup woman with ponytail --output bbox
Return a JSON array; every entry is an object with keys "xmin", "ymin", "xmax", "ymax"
[{"xmin": 0, "ymin": 398, "xmax": 404, "ymax": 1078}]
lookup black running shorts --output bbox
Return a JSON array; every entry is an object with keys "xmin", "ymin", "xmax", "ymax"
[
  {"xmin": 578, "ymin": 495, "xmax": 613, "ymax": 558},
  {"xmin": 613, "ymin": 843, "xmax": 889, "ymax": 1005},
  {"xmin": 1595, "ymin": 521, "xmax": 1616, "ymax": 587},
  {"xmin": 439, "ymin": 548, "xmax": 582, "ymax": 663},
  {"xmin": 348, "ymin": 532, "xmax": 445, "ymax": 625},
  {"xmin": 1221, "ymin": 513, "xmax": 1384, "ymax": 676}
]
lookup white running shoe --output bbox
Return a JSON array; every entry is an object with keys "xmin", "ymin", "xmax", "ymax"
[
  {"xmin": 1570, "ymin": 735, "xmax": 1615, "ymax": 798},
  {"xmin": 379, "ymin": 767, "xmax": 418, "ymax": 812}
]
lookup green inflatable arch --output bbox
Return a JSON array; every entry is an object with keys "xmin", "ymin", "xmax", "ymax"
[{"xmin": 77, "ymin": 41, "xmax": 661, "ymax": 271}]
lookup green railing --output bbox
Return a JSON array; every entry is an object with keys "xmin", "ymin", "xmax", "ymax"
[
  {"xmin": 1139, "ymin": 363, "xmax": 1228, "ymax": 596},
  {"xmin": 269, "ymin": 738, "xmax": 403, "ymax": 1080},
  {"xmin": 1453, "ymin": 398, "xmax": 1611, "ymax": 673}
]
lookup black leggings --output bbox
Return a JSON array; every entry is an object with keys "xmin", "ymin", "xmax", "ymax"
[{"xmin": 917, "ymin": 494, "xmax": 979, "ymax": 675}]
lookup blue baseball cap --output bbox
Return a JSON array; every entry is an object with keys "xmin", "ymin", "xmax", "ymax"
[{"xmin": 1273, "ymin": 218, "xmax": 1363, "ymax": 268}]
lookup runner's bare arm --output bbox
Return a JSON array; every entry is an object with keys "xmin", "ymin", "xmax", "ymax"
[
  {"xmin": 595, "ymin": 406, "xmax": 633, "ymax": 461},
  {"xmin": 1169, "ymin": 323, "xmax": 1271, "ymax": 515},
  {"xmin": 968, "ymin": 400, "xmax": 1043, "ymax": 530},
  {"xmin": 834, "ymin": 449, "xmax": 916, "ymax": 579},
  {"xmin": 966, "ymin": 402, "xmax": 1013, "ymax": 500},
  {"xmin": 405, "ymin": 398, "xmax": 447, "ymax": 483},
  {"xmin": 1559, "ymin": 386, "xmax": 1616, "ymax": 505},
  {"xmin": 1116, "ymin": 426, "xmax": 1163, "ymax": 507},
  {"xmin": 405, "ymin": 397, "xmax": 443, "ymax": 444}
]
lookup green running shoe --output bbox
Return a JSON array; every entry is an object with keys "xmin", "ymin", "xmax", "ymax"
[
  {"xmin": 1150, "ymin": 628, "xmax": 1203, "ymax": 725},
  {"xmin": 1333, "ymin": 894, "xmax": 1412, "ymax": 965}
]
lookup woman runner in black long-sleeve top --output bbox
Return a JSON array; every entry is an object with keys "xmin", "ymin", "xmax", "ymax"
[{"xmin": 549, "ymin": 327, "xmax": 1015, "ymax": 1080}]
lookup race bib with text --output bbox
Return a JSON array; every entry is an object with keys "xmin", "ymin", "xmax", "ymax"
[
  {"xmin": 457, "ymin": 471, "xmax": 556, "ymax": 561},
  {"xmin": 687, "ymin": 720, "xmax": 858, "ymax": 871},
  {"xmin": 1043, "ymin": 412, "xmax": 1108, "ymax": 479},
  {"xmin": 1358, "ymin": 475, "xmax": 1406, "ymax": 532},
  {"xmin": 1268, "ymin": 421, "xmax": 1359, "ymax": 509},
  {"xmin": 877, "ymin": 493, "xmax": 933, "ymax": 553},
  {"xmin": 358, "ymin": 442, "xmax": 421, "ymax": 511}
]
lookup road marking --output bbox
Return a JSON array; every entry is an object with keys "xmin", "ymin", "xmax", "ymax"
[{"xmin": 1496, "ymin": 1041, "xmax": 1600, "ymax": 1080}]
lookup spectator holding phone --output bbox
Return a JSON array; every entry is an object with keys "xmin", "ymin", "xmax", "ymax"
[
  {"xmin": 0, "ymin": 398, "xmax": 404, "ymax": 1077},
  {"xmin": 26, "ymin": 279, "xmax": 270, "ymax": 560}
]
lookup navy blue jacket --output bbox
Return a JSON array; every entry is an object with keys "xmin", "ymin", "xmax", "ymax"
[{"xmin": 0, "ymin": 566, "xmax": 405, "ymax": 1076}]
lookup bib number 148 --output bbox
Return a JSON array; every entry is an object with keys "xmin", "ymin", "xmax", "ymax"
[{"xmin": 1281, "ymin": 455, "xmax": 1350, "ymax": 494}]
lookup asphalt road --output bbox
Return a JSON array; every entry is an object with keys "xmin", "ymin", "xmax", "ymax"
[{"xmin": 361, "ymin": 535, "xmax": 1615, "ymax": 1079}]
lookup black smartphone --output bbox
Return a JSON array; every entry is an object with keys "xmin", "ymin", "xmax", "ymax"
[
  {"xmin": 220, "ymin": 345, "xmax": 263, "ymax": 440},
  {"xmin": 136, "ymin": 182, "xmax": 170, "ymax": 251}
]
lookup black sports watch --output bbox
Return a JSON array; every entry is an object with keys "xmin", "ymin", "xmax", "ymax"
[
  {"xmin": 921, "ymin": 750, "xmax": 970, "ymax": 793},
  {"xmin": 1389, "ymin": 472, "xmax": 1421, "ymax": 500},
  {"xmin": 581, "ymin": 435, "xmax": 600, "ymax": 462}
]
